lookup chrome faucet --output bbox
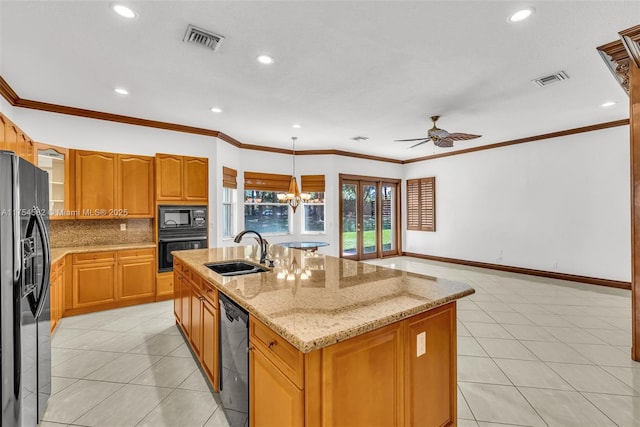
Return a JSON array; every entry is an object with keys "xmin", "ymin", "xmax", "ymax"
[{"xmin": 233, "ymin": 230, "xmax": 268, "ymax": 264}]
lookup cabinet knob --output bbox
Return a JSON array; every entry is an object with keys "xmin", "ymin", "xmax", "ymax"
[{"xmin": 268, "ymin": 340, "xmax": 277, "ymax": 349}]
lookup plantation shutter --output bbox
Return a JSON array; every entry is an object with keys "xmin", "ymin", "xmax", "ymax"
[
  {"xmin": 420, "ymin": 177, "xmax": 435, "ymax": 231},
  {"xmin": 244, "ymin": 171, "xmax": 291, "ymax": 192},
  {"xmin": 301, "ymin": 175, "xmax": 325, "ymax": 192},
  {"xmin": 407, "ymin": 179, "xmax": 421, "ymax": 230},
  {"xmin": 406, "ymin": 177, "xmax": 435, "ymax": 232},
  {"xmin": 222, "ymin": 166, "xmax": 237, "ymax": 189}
]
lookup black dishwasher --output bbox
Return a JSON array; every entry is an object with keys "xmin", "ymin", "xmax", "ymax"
[{"xmin": 219, "ymin": 293, "xmax": 249, "ymax": 427}]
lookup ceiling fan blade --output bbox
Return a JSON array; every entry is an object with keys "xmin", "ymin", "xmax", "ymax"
[
  {"xmin": 409, "ymin": 140, "xmax": 430, "ymax": 149},
  {"xmin": 394, "ymin": 138, "xmax": 430, "ymax": 142},
  {"xmin": 446, "ymin": 133, "xmax": 481, "ymax": 141},
  {"xmin": 434, "ymin": 138, "xmax": 454, "ymax": 148}
]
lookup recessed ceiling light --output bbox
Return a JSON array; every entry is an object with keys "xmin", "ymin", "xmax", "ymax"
[
  {"xmin": 601, "ymin": 101, "xmax": 616, "ymax": 108},
  {"xmin": 210, "ymin": 107, "xmax": 223, "ymax": 113},
  {"xmin": 256, "ymin": 55, "xmax": 274, "ymax": 65},
  {"xmin": 292, "ymin": 124, "xmax": 301, "ymax": 129},
  {"xmin": 111, "ymin": 4, "xmax": 137, "ymax": 19},
  {"xmin": 114, "ymin": 88, "xmax": 129, "ymax": 95},
  {"xmin": 508, "ymin": 8, "xmax": 534, "ymax": 23}
]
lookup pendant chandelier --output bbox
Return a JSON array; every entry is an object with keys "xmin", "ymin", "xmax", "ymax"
[{"xmin": 277, "ymin": 137, "xmax": 310, "ymax": 212}]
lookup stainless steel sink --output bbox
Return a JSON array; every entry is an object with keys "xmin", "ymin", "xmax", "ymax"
[{"xmin": 205, "ymin": 261, "xmax": 269, "ymax": 276}]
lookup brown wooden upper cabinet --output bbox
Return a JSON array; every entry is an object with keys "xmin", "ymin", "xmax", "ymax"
[
  {"xmin": 74, "ymin": 150, "xmax": 154, "ymax": 219},
  {"xmin": 156, "ymin": 153, "xmax": 208, "ymax": 203},
  {"xmin": 36, "ymin": 143, "xmax": 70, "ymax": 219},
  {"xmin": 118, "ymin": 154, "xmax": 154, "ymax": 218},
  {"xmin": 1, "ymin": 113, "xmax": 34, "ymax": 164}
]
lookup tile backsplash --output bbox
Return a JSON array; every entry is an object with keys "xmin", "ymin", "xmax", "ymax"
[{"xmin": 50, "ymin": 219, "xmax": 153, "ymax": 247}]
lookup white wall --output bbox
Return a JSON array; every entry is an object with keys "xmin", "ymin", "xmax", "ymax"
[
  {"xmin": 403, "ymin": 125, "xmax": 631, "ymax": 282},
  {"xmin": 3, "ymin": 101, "xmax": 630, "ymax": 280}
]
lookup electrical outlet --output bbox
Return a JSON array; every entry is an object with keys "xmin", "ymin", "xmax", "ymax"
[
  {"xmin": 120, "ymin": 223, "xmax": 126, "ymax": 231},
  {"xmin": 416, "ymin": 332, "xmax": 426, "ymax": 357}
]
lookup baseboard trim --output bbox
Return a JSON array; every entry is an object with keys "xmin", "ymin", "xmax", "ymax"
[{"xmin": 402, "ymin": 252, "xmax": 631, "ymax": 290}]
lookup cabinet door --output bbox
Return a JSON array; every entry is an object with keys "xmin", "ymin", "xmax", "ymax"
[
  {"xmin": 320, "ymin": 322, "xmax": 404, "ymax": 427},
  {"xmin": 181, "ymin": 276, "xmax": 191, "ymax": 337},
  {"xmin": 0, "ymin": 114, "xmax": 7, "ymax": 150},
  {"xmin": 250, "ymin": 347, "xmax": 304, "ymax": 427},
  {"xmin": 183, "ymin": 156, "xmax": 208, "ymax": 201},
  {"xmin": 157, "ymin": 272, "xmax": 174, "ymax": 298},
  {"xmin": 156, "ymin": 154, "xmax": 183, "ymax": 200},
  {"xmin": 404, "ymin": 303, "xmax": 456, "ymax": 427},
  {"xmin": 118, "ymin": 154, "xmax": 154, "ymax": 218},
  {"xmin": 174, "ymin": 272, "xmax": 183, "ymax": 324},
  {"xmin": 75, "ymin": 150, "xmax": 117, "ymax": 218},
  {"xmin": 201, "ymin": 298, "xmax": 218, "ymax": 391},
  {"xmin": 4, "ymin": 122, "xmax": 18, "ymax": 154},
  {"xmin": 72, "ymin": 262, "xmax": 117, "ymax": 308},
  {"xmin": 50, "ymin": 270, "xmax": 58, "ymax": 333},
  {"xmin": 117, "ymin": 256, "xmax": 155, "ymax": 301},
  {"xmin": 190, "ymin": 285, "xmax": 203, "ymax": 357}
]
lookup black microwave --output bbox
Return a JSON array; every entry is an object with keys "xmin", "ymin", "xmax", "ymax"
[{"xmin": 158, "ymin": 205, "xmax": 207, "ymax": 230}]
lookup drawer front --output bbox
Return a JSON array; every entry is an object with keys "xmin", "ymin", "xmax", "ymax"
[
  {"xmin": 118, "ymin": 248, "xmax": 155, "ymax": 260},
  {"xmin": 201, "ymin": 281, "xmax": 218, "ymax": 306},
  {"xmin": 250, "ymin": 318, "xmax": 304, "ymax": 388},
  {"xmin": 73, "ymin": 251, "xmax": 116, "ymax": 264}
]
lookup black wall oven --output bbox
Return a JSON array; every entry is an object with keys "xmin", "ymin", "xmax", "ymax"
[
  {"xmin": 158, "ymin": 205, "xmax": 208, "ymax": 272},
  {"xmin": 158, "ymin": 235, "xmax": 207, "ymax": 272}
]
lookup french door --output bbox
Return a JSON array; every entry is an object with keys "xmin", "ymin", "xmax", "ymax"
[{"xmin": 340, "ymin": 174, "xmax": 401, "ymax": 260}]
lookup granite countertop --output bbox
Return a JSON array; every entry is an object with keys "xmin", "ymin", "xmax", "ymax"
[
  {"xmin": 50, "ymin": 242, "xmax": 156, "ymax": 263},
  {"xmin": 173, "ymin": 246, "xmax": 475, "ymax": 353}
]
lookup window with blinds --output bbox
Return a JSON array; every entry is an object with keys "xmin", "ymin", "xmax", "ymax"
[
  {"xmin": 301, "ymin": 175, "xmax": 326, "ymax": 233},
  {"xmin": 407, "ymin": 177, "xmax": 435, "ymax": 232},
  {"xmin": 222, "ymin": 167, "xmax": 237, "ymax": 238},
  {"xmin": 222, "ymin": 166, "xmax": 237, "ymax": 189},
  {"xmin": 243, "ymin": 171, "xmax": 292, "ymax": 234}
]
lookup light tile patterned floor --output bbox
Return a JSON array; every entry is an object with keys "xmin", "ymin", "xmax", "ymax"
[
  {"xmin": 369, "ymin": 257, "xmax": 640, "ymax": 427},
  {"xmin": 44, "ymin": 256, "xmax": 640, "ymax": 426}
]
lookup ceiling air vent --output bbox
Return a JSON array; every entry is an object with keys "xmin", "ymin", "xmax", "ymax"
[
  {"xmin": 183, "ymin": 25, "xmax": 224, "ymax": 52},
  {"xmin": 532, "ymin": 71, "xmax": 569, "ymax": 87}
]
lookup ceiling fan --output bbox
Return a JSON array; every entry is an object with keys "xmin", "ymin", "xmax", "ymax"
[{"xmin": 395, "ymin": 115, "xmax": 481, "ymax": 148}]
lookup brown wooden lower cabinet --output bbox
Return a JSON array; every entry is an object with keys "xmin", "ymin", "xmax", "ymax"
[
  {"xmin": 173, "ymin": 259, "xmax": 219, "ymax": 391},
  {"xmin": 156, "ymin": 271, "xmax": 174, "ymax": 300},
  {"xmin": 49, "ymin": 256, "xmax": 66, "ymax": 333},
  {"xmin": 66, "ymin": 248, "xmax": 157, "ymax": 316},
  {"xmin": 173, "ymin": 258, "xmax": 457, "ymax": 427},
  {"xmin": 250, "ymin": 347, "xmax": 304, "ymax": 427}
]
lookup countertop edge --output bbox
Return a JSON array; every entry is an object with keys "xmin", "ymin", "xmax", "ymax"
[{"xmin": 51, "ymin": 242, "xmax": 156, "ymax": 263}]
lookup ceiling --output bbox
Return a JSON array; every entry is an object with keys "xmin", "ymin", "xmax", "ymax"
[{"xmin": 1, "ymin": 1, "xmax": 637, "ymax": 161}]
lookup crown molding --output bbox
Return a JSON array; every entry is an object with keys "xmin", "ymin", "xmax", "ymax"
[{"xmin": 0, "ymin": 75, "xmax": 628, "ymax": 166}]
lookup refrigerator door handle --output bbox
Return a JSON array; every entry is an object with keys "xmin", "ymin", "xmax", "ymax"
[
  {"xmin": 12, "ymin": 155, "xmax": 21, "ymax": 282},
  {"xmin": 32, "ymin": 209, "xmax": 51, "ymax": 319}
]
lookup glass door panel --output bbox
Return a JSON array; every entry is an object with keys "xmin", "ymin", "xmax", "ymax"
[
  {"xmin": 341, "ymin": 182, "xmax": 358, "ymax": 258},
  {"xmin": 381, "ymin": 184, "xmax": 396, "ymax": 253},
  {"xmin": 361, "ymin": 182, "xmax": 377, "ymax": 258},
  {"xmin": 340, "ymin": 176, "xmax": 400, "ymax": 261}
]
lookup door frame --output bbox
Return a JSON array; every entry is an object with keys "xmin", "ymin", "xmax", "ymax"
[{"xmin": 339, "ymin": 174, "xmax": 402, "ymax": 260}]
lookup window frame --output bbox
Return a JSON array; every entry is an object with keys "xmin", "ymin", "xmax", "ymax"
[
  {"xmin": 243, "ymin": 190, "xmax": 292, "ymax": 235},
  {"xmin": 301, "ymin": 192, "xmax": 326, "ymax": 234},
  {"xmin": 222, "ymin": 187, "xmax": 236, "ymax": 239}
]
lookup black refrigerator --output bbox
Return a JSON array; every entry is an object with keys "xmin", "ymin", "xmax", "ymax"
[{"xmin": 0, "ymin": 150, "xmax": 51, "ymax": 426}]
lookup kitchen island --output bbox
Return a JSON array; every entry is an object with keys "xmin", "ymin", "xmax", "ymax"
[{"xmin": 173, "ymin": 246, "xmax": 474, "ymax": 427}]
